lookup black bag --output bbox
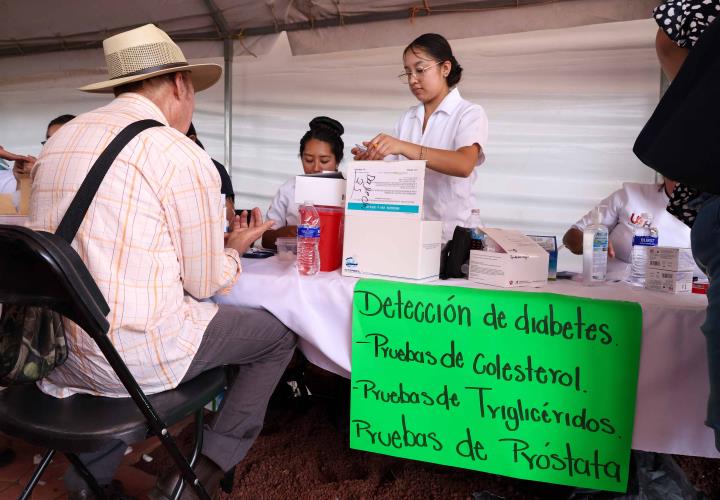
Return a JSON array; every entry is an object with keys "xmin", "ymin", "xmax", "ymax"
[
  {"xmin": 633, "ymin": 18, "xmax": 720, "ymax": 194},
  {"xmin": 0, "ymin": 119, "xmax": 163, "ymax": 386},
  {"xmin": 439, "ymin": 226, "xmax": 473, "ymax": 280}
]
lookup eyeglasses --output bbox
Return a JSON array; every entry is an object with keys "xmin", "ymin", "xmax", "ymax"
[{"xmin": 397, "ymin": 61, "xmax": 443, "ymax": 84}]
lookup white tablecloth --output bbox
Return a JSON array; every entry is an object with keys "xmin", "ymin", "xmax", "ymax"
[
  {"xmin": 0, "ymin": 215, "xmax": 27, "ymax": 225},
  {"xmin": 215, "ymin": 257, "xmax": 719, "ymax": 458}
]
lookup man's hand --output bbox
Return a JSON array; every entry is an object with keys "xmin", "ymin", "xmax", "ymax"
[
  {"xmin": 13, "ymin": 156, "xmax": 37, "ymax": 180},
  {"xmin": 225, "ymin": 207, "xmax": 275, "ymax": 256},
  {"xmin": 0, "ymin": 146, "xmax": 36, "ymax": 178}
]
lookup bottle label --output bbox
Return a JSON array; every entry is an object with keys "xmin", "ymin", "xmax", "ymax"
[
  {"xmin": 298, "ymin": 226, "xmax": 320, "ymax": 238},
  {"xmin": 591, "ymin": 232, "xmax": 608, "ymax": 280},
  {"xmin": 632, "ymin": 236, "xmax": 658, "ymax": 247},
  {"xmin": 593, "ymin": 232, "xmax": 608, "ymax": 251}
]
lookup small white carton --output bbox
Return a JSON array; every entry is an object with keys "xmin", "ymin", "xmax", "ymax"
[
  {"xmin": 468, "ymin": 228, "xmax": 549, "ymax": 288},
  {"xmin": 342, "ymin": 215, "xmax": 441, "ymax": 280},
  {"xmin": 295, "ymin": 172, "xmax": 346, "ymax": 207},
  {"xmin": 344, "ymin": 160, "xmax": 425, "ymax": 218},
  {"xmin": 647, "ymin": 247, "xmax": 695, "ymax": 272},
  {"xmin": 645, "ymin": 268, "xmax": 693, "ymax": 293}
]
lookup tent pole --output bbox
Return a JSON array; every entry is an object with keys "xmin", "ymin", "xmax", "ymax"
[{"xmin": 224, "ymin": 38, "xmax": 233, "ymax": 176}]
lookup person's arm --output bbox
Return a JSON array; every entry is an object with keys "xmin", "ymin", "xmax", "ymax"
[
  {"xmin": 262, "ymin": 225, "xmax": 297, "ymax": 250},
  {"xmin": 13, "ymin": 157, "xmax": 36, "ymax": 181},
  {"xmin": 226, "ymin": 208, "xmax": 274, "ymax": 257},
  {"xmin": 563, "ymin": 227, "xmax": 616, "ymax": 258},
  {"xmin": 261, "ymin": 181, "xmax": 293, "ymax": 249},
  {"xmin": 564, "ymin": 188, "xmax": 622, "ymax": 256},
  {"xmin": 656, "ymin": 28, "xmax": 689, "ymax": 80},
  {"xmin": 163, "ymin": 146, "xmax": 251, "ymax": 298},
  {"xmin": 361, "ymin": 135, "xmax": 480, "ymax": 177},
  {"xmin": 354, "ymin": 106, "xmax": 488, "ymax": 178},
  {"xmin": 0, "ymin": 146, "xmax": 36, "ymax": 179}
]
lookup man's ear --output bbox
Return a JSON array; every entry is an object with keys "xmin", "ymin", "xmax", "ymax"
[{"xmin": 171, "ymin": 72, "xmax": 184, "ymax": 99}]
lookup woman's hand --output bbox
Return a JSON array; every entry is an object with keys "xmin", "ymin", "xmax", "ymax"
[{"xmin": 352, "ymin": 134, "xmax": 406, "ymax": 161}]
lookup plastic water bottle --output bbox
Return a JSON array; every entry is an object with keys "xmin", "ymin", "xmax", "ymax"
[
  {"xmin": 629, "ymin": 212, "xmax": 659, "ymax": 286},
  {"xmin": 297, "ymin": 201, "xmax": 321, "ymax": 276},
  {"xmin": 582, "ymin": 206, "xmax": 608, "ymax": 285},
  {"xmin": 460, "ymin": 208, "xmax": 484, "ymax": 277},
  {"xmin": 468, "ymin": 208, "xmax": 484, "ymax": 250}
]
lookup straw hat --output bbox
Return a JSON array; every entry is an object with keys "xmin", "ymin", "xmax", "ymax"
[{"xmin": 79, "ymin": 24, "xmax": 222, "ymax": 93}]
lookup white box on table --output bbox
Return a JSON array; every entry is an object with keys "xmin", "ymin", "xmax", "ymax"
[
  {"xmin": 647, "ymin": 246, "xmax": 695, "ymax": 272},
  {"xmin": 644, "ymin": 268, "xmax": 693, "ymax": 293},
  {"xmin": 468, "ymin": 228, "xmax": 549, "ymax": 288},
  {"xmin": 344, "ymin": 160, "xmax": 425, "ymax": 218},
  {"xmin": 294, "ymin": 172, "xmax": 346, "ymax": 207},
  {"xmin": 341, "ymin": 215, "xmax": 441, "ymax": 280}
]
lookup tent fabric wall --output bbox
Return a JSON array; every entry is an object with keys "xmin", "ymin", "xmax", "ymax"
[
  {"xmin": 0, "ymin": 19, "xmax": 660, "ymax": 250},
  {"xmin": 226, "ymin": 20, "xmax": 660, "ymax": 242}
]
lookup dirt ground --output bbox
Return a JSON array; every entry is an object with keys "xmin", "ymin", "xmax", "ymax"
[{"xmin": 142, "ymin": 368, "xmax": 720, "ymax": 500}]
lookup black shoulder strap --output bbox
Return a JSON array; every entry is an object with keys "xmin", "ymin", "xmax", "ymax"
[{"xmin": 55, "ymin": 119, "xmax": 164, "ymax": 243}]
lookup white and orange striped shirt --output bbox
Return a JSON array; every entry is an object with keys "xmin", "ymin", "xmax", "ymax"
[{"xmin": 28, "ymin": 93, "xmax": 241, "ymax": 398}]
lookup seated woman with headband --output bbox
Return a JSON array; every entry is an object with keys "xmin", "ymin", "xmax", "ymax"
[{"xmin": 262, "ymin": 116, "xmax": 345, "ymax": 249}]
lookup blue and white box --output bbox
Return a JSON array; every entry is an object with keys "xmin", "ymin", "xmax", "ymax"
[
  {"xmin": 526, "ymin": 235, "xmax": 558, "ymax": 280},
  {"xmin": 342, "ymin": 160, "xmax": 441, "ymax": 280},
  {"xmin": 345, "ymin": 160, "xmax": 425, "ymax": 218},
  {"xmin": 342, "ymin": 215, "xmax": 441, "ymax": 280}
]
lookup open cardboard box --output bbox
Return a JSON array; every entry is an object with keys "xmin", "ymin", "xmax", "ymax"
[{"xmin": 469, "ymin": 228, "xmax": 549, "ymax": 288}]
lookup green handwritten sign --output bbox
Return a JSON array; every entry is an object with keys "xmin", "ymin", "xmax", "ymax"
[{"xmin": 350, "ymin": 279, "xmax": 642, "ymax": 493}]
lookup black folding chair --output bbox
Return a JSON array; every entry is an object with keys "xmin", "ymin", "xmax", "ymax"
[{"xmin": 0, "ymin": 224, "xmax": 227, "ymax": 500}]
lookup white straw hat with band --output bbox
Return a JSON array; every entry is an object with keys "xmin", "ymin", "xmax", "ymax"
[{"xmin": 79, "ymin": 24, "xmax": 222, "ymax": 93}]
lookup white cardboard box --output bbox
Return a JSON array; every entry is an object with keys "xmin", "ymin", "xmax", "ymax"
[
  {"xmin": 645, "ymin": 268, "xmax": 693, "ymax": 293},
  {"xmin": 344, "ymin": 160, "xmax": 425, "ymax": 218},
  {"xmin": 295, "ymin": 172, "xmax": 346, "ymax": 207},
  {"xmin": 647, "ymin": 247, "xmax": 695, "ymax": 272},
  {"xmin": 342, "ymin": 215, "xmax": 441, "ymax": 280},
  {"xmin": 468, "ymin": 228, "xmax": 549, "ymax": 288}
]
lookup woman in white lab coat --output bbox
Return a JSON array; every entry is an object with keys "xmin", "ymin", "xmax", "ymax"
[
  {"xmin": 352, "ymin": 33, "xmax": 488, "ymax": 242},
  {"xmin": 262, "ymin": 116, "xmax": 345, "ymax": 249}
]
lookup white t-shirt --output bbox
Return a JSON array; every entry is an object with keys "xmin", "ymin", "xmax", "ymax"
[
  {"xmin": 573, "ymin": 182, "xmax": 692, "ymax": 263},
  {"xmin": 267, "ymin": 177, "xmax": 299, "ymax": 228},
  {"xmin": 0, "ymin": 170, "xmax": 16, "ymax": 194},
  {"xmin": 389, "ymin": 88, "xmax": 489, "ymax": 241}
]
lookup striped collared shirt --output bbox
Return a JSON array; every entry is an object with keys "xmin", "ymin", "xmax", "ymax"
[{"xmin": 28, "ymin": 93, "xmax": 241, "ymax": 398}]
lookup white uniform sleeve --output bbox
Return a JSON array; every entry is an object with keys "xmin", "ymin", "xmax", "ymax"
[
  {"xmin": 573, "ymin": 190, "xmax": 621, "ymax": 232},
  {"xmin": 266, "ymin": 179, "xmax": 293, "ymax": 229},
  {"xmin": 454, "ymin": 105, "xmax": 489, "ymax": 165},
  {"xmin": 0, "ymin": 170, "xmax": 16, "ymax": 194}
]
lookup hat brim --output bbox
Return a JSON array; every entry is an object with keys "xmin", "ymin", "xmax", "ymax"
[{"xmin": 78, "ymin": 63, "xmax": 222, "ymax": 93}]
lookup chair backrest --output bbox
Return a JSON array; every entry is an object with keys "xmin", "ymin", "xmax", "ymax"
[{"xmin": 0, "ymin": 225, "xmax": 109, "ymax": 338}]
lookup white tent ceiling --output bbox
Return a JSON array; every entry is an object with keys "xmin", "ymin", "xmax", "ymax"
[{"xmin": 1, "ymin": 0, "xmax": 659, "ymax": 57}]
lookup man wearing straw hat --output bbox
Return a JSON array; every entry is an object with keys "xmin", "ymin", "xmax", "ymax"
[{"xmin": 27, "ymin": 24, "xmax": 296, "ymax": 499}]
